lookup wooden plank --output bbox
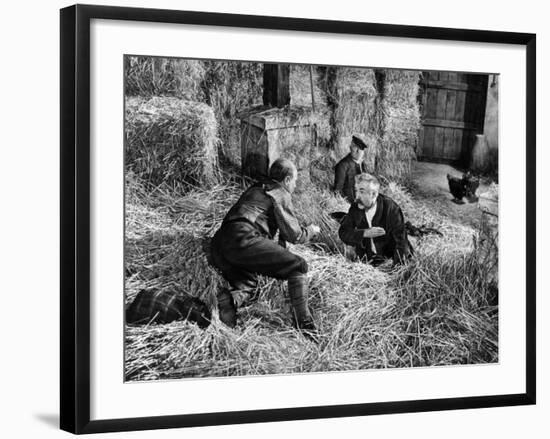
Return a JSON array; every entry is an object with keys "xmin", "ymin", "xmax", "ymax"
[
  {"xmin": 262, "ymin": 63, "xmax": 290, "ymax": 108},
  {"xmin": 429, "ymin": 71, "xmax": 440, "ymax": 81},
  {"xmin": 425, "ymin": 87, "xmax": 438, "ymax": 119},
  {"xmin": 423, "ymin": 125, "xmax": 435, "ymax": 158},
  {"xmin": 444, "ymin": 127, "xmax": 455, "ymax": 159},
  {"xmin": 418, "ymin": 80, "xmax": 484, "ymax": 92},
  {"xmin": 422, "ymin": 118, "xmax": 479, "ymax": 130},
  {"xmin": 445, "ymin": 89, "xmax": 457, "ymax": 121},
  {"xmin": 439, "ymin": 71, "xmax": 449, "ymax": 82},
  {"xmin": 415, "ymin": 125, "xmax": 425, "ymax": 156},
  {"xmin": 435, "ymin": 88, "xmax": 447, "ymax": 120},
  {"xmin": 434, "ymin": 126, "xmax": 445, "ymax": 159},
  {"xmin": 453, "ymin": 128, "xmax": 464, "ymax": 160},
  {"xmin": 454, "ymin": 89, "xmax": 467, "ymax": 123},
  {"xmin": 447, "ymin": 72, "xmax": 458, "ymax": 83}
]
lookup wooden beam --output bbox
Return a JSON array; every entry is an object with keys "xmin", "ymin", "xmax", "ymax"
[
  {"xmin": 420, "ymin": 79, "xmax": 484, "ymax": 93},
  {"xmin": 422, "ymin": 118, "xmax": 480, "ymax": 131},
  {"xmin": 263, "ymin": 64, "xmax": 290, "ymax": 108}
]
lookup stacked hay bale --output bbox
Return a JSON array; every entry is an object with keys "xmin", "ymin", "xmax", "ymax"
[
  {"xmin": 125, "ymin": 56, "xmax": 264, "ymax": 168},
  {"xmin": 124, "ymin": 56, "xmax": 206, "ymax": 100},
  {"xmin": 125, "ymin": 96, "xmax": 220, "ymax": 187},
  {"xmin": 201, "ymin": 61, "xmax": 264, "ymax": 166},
  {"xmin": 323, "ymin": 67, "xmax": 378, "ymax": 167},
  {"xmin": 289, "ymin": 65, "xmax": 332, "ymax": 149},
  {"xmin": 376, "ymin": 69, "xmax": 421, "ymax": 182},
  {"xmin": 308, "ymin": 67, "xmax": 420, "ymax": 184},
  {"xmin": 296, "ymin": 66, "xmax": 378, "ymax": 187}
]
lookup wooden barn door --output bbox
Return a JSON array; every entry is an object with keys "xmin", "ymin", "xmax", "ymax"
[{"xmin": 418, "ymin": 72, "xmax": 488, "ymax": 166}]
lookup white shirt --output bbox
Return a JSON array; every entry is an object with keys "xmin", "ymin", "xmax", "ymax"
[{"xmin": 364, "ymin": 202, "xmax": 378, "ymax": 254}]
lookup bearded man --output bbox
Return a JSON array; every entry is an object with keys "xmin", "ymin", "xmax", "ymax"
[{"xmin": 338, "ymin": 173, "xmax": 412, "ymax": 265}]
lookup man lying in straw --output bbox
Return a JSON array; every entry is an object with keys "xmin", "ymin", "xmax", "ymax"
[
  {"xmin": 338, "ymin": 173, "xmax": 412, "ymax": 266},
  {"xmin": 210, "ymin": 158, "xmax": 320, "ymax": 338}
]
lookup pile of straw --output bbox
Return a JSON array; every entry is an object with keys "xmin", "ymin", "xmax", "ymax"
[
  {"xmin": 125, "ymin": 56, "xmax": 206, "ymax": 100},
  {"xmin": 125, "ymin": 97, "xmax": 220, "ymax": 187},
  {"xmin": 201, "ymin": 61, "xmax": 264, "ymax": 166},
  {"xmin": 321, "ymin": 67, "xmax": 378, "ymax": 158},
  {"xmin": 124, "ymin": 57, "xmax": 264, "ymax": 167},
  {"xmin": 125, "ymin": 171, "xmax": 498, "ymax": 380},
  {"xmin": 376, "ymin": 70, "xmax": 422, "ymax": 182}
]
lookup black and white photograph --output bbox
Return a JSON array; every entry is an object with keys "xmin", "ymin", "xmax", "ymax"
[
  {"xmin": 2, "ymin": 0, "xmax": 545, "ymax": 436},
  {"xmin": 123, "ymin": 57, "xmax": 499, "ymax": 381}
]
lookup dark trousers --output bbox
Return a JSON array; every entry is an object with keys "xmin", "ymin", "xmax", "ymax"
[{"xmin": 210, "ymin": 221, "xmax": 308, "ymax": 291}]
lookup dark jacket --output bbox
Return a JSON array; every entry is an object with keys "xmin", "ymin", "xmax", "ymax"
[
  {"xmin": 338, "ymin": 193, "xmax": 411, "ymax": 264},
  {"xmin": 222, "ymin": 180, "xmax": 314, "ymax": 245},
  {"xmin": 334, "ymin": 154, "xmax": 367, "ymax": 203}
]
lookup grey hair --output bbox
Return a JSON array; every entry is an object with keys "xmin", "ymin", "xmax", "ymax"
[
  {"xmin": 354, "ymin": 173, "xmax": 380, "ymax": 189},
  {"xmin": 269, "ymin": 158, "xmax": 296, "ymax": 182}
]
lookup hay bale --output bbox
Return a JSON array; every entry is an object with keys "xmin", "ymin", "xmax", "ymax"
[
  {"xmin": 321, "ymin": 67, "xmax": 378, "ymax": 157},
  {"xmin": 125, "ymin": 97, "xmax": 220, "ymax": 187},
  {"xmin": 315, "ymin": 67, "xmax": 420, "ymax": 182},
  {"xmin": 376, "ymin": 70, "xmax": 421, "ymax": 182},
  {"xmin": 124, "ymin": 56, "xmax": 206, "ymax": 99},
  {"xmin": 201, "ymin": 61, "xmax": 264, "ymax": 166}
]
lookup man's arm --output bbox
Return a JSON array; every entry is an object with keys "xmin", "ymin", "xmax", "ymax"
[
  {"xmin": 267, "ymin": 187, "xmax": 315, "ymax": 244},
  {"xmin": 338, "ymin": 206, "xmax": 365, "ymax": 247}
]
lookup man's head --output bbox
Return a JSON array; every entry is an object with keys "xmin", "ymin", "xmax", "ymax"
[
  {"xmin": 350, "ymin": 134, "xmax": 368, "ymax": 162},
  {"xmin": 269, "ymin": 158, "xmax": 298, "ymax": 193},
  {"xmin": 354, "ymin": 173, "xmax": 380, "ymax": 209}
]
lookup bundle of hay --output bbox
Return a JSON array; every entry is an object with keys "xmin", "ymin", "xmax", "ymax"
[
  {"xmin": 125, "ymin": 97, "xmax": 220, "ymax": 187},
  {"xmin": 124, "ymin": 56, "xmax": 206, "ymax": 99},
  {"xmin": 376, "ymin": 70, "xmax": 421, "ymax": 182},
  {"xmin": 201, "ymin": 61, "xmax": 264, "ymax": 166},
  {"xmin": 289, "ymin": 65, "xmax": 332, "ymax": 150},
  {"xmin": 321, "ymin": 67, "xmax": 378, "ymax": 160}
]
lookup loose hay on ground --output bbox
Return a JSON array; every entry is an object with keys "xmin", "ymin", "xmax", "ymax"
[{"xmin": 125, "ymin": 173, "xmax": 497, "ymax": 381}]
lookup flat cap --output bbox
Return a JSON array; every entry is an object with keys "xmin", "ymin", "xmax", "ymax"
[{"xmin": 351, "ymin": 133, "xmax": 369, "ymax": 149}]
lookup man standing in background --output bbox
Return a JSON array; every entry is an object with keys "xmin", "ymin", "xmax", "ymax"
[{"xmin": 333, "ymin": 133, "xmax": 369, "ymax": 203}]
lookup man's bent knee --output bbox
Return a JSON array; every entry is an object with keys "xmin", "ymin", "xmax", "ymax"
[{"xmin": 294, "ymin": 256, "xmax": 308, "ymax": 275}]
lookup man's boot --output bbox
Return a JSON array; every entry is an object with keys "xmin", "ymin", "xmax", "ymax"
[
  {"xmin": 217, "ymin": 288, "xmax": 237, "ymax": 328},
  {"xmin": 288, "ymin": 275, "xmax": 317, "ymax": 340}
]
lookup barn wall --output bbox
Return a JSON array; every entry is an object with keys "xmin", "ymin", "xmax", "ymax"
[{"xmin": 483, "ymin": 75, "xmax": 499, "ymax": 172}]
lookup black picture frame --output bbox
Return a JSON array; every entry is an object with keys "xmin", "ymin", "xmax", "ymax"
[{"xmin": 60, "ymin": 4, "xmax": 536, "ymax": 434}]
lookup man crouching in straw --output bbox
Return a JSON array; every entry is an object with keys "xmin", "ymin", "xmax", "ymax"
[
  {"xmin": 339, "ymin": 173, "xmax": 412, "ymax": 266},
  {"xmin": 210, "ymin": 158, "xmax": 320, "ymax": 338}
]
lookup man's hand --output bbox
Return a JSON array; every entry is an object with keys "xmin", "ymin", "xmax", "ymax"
[{"xmin": 362, "ymin": 227, "xmax": 386, "ymax": 238}]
